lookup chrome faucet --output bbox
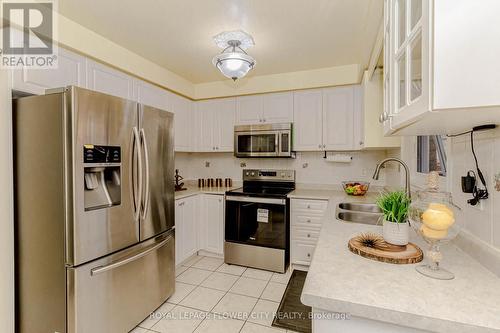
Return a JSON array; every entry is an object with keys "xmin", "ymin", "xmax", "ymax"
[{"xmin": 372, "ymin": 158, "xmax": 411, "ymax": 199}]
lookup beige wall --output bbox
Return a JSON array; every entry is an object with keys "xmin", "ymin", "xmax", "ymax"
[
  {"xmin": 194, "ymin": 64, "xmax": 362, "ymax": 99},
  {"xmin": 0, "ymin": 70, "xmax": 14, "ymax": 333},
  {"xmin": 55, "ymin": 14, "xmax": 365, "ymax": 100}
]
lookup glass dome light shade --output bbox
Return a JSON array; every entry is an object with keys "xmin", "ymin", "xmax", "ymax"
[{"xmin": 212, "ymin": 52, "xmax": 256, "ymax": 81}]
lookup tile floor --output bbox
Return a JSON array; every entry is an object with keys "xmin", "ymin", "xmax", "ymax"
[{"xmin": 130, "ymin": 254, "xmax": 297, "ymax": 333}]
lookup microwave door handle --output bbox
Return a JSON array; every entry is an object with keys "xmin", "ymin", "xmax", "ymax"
[{"xmin": 275, "ymin": 133, "xmax": 280, "ymax": 156}]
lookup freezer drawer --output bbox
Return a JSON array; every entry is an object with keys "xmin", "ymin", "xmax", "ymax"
[{"xmin": 67, "ymin": 231, "xmax": 175, "ymax": 333}]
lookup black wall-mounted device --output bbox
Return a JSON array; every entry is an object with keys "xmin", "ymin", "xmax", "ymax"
[
  {"xmin": 450, "ymin": 124, "xmax": 496, "ymax": 206},
  {"xmin": 461, "ymin": 171, "xmax": 476, "ymax": 193}
]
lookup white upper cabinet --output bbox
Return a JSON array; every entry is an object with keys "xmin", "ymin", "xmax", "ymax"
[
  {"xmin": 262, "ymin": 92, "xmax": 294, "ymax": 123},
  {"xmin": 11, "ymin": 48, "xmax": 86, "ymax": 95},
  {"xmin": 133, "ymin": 80, "xmax": 169, "ymax": 111},
  {"xmin": 195, "ymin": 100, "xmax": 216, "ymax": 152},
  {"xmin": 236, "ymin": 92, "xmax": 293, "ymax": 125},
  {"xmin": 215, "ymin": 98, "xmax": 236, "ymax": 152},
  {"xmin": 293, "ymin": 87, "xmax": 361, "ymax": 151},
  {"xmin": 384, "ymin": 0, "xmax": 500, "ymax": 135},
  {"xmin": 170, "ymin": 93, "xmax": 193, "ymax": 152},
  {"xmin": 236, "ymin": 95, "xmax": 263, "ymax": 124},
  {"xmin": 195, "ymin": 98, "xmax": 235, "ymax": 152},
  {"xmin": 293, "ymin": 89, "xmax": 323, "ymax": 151},
  {"xmin": 86, "ymin": 60, "xmax": 134, "ymax": 100},
  {"xmin": 322, "ymin": 86, "xmax": 354, "ymax": 150}
]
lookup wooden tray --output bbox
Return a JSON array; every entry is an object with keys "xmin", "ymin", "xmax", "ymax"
[{"xmin": 348, "ymin": 235, "xmax": 423, "ymax": 265}]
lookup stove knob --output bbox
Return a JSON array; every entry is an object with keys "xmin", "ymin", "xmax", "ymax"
[
  {"xmin": 250, "ymin": 172, "xmax": 255, "ymax": 176},
  {"xmin": 245, "ymin": 172, "xmax": 250, "ymax": 176},
  {"xmin": 280, "ymin": 172, "xmax": 285, "ymax": 177}
]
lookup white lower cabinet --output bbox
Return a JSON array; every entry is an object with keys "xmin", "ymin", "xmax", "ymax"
[
  {"xmin": 175, "ymin": 193, "xmax": 225, "ymax": 265},
  {"xmin": 291, "ymin": 198, "xmax": 328, "ymax": 266},
  {"xmin": 199, "ymin": 194, "xmax": 225, "ymax": 255},
  {"xmin": 175, "ymin": 196, "xmax": 198, "ymax": 266}
]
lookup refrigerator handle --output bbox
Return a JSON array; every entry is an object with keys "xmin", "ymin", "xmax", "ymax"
[
  {"xmin": 90, "ymin": 233, "xmax": 172, "ymax": 276},
  {"xmin": 131, "ymin": 126, "xmax": 143, "ymax": 222},
  {"xmin": 140, "ymin": 128, "xmax": 150, "ymax": 221}
]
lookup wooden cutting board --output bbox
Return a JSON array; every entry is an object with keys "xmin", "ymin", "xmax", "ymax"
[{"xmin": 348, "ymin": 234, "xmax": 423, "ymax": 265}]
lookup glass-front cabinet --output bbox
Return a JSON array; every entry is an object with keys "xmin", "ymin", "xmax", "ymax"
[
  {"xmin": 382, "ymin": 0, "xmax": 500, "ymax": 136},
  {"xmin": 383, "ymin": 0, "xmax": 427, "ymax": 132}
]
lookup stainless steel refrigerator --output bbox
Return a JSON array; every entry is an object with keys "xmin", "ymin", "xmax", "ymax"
[{"xmin": 14, "ymin": 86, "xmax": 175, "ymax": 333}]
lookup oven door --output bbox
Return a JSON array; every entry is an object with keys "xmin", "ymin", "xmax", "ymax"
[
  {"xmin": 225, "ymin": 196, "xmax": 287, "ymax": 249},
  {"xmin": 234, "ymin": 131, "xmax": 279, "ymax": 157}
]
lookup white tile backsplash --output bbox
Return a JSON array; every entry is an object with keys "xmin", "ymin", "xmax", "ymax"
[{"xmin": 175, "ymin": 150, "xmax": 393, "ymax": 187}]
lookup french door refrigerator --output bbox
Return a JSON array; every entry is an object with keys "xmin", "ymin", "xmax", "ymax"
[{"xmin": 14, "ymin": 86, "xmax": 175, "ymax": 333}]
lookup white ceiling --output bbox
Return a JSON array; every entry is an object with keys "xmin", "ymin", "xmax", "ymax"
[{"xmin": 58, "ymin": 0, "xmax": 383, "ymax": 83}]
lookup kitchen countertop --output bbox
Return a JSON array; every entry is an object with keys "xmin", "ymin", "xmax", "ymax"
[
  {"xmin": 287, "ymin": 188, "xmax": 381, "ymax": 201},
  {"xmin": 301, "ymin": 196, "xmax": 500, "ymax": 333}
]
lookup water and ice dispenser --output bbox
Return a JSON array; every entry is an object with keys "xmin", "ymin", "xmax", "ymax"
[{"xmin": 83, "ymin": 145, "xmax": 121, "ymax": 211}]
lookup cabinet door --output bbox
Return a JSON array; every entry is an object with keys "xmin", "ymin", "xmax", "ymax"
[
  {"xmin": 235, "ymin": 95, "xmax": 263, "ymax": 124},
  {"xmin": 133, "ymin": 80, "xmax": 169, "ymax": 111},
  {"xmin": 322, "ymin": 87, "xmax": 354, "ymax": 150},
  {"xmin": 174, "ymin": 200, "xmax": 184, "ymax": 265},
  {"xmin": 12, "ymin": 48, "xmax": 86, "ymax": 95},
  {"xmin": 182, "ymin": 197, "xmax": 198, "ymax": 259},
  {"xmin": 171, "ymin": 94, "xmax": 193, "ymax": 152},
  {"xmin": 86, "ymin": 60, "xmax": 134, "ymax": 100},
  {"xmin": 262, "ymin": 92, "xmax": 293, "ymax": 123},
  {"xmin": 202, "ymin": 195, "xmax": 224, "ymax": 255},
  {"xmin": 214, "ymin": 98, "xmax": 236, "ymax": 152},
  {"xmin": 194, "ymin": 100, "xmax": 215, "ymax": 152},
  {"xmin": 293, "ymin": 90, "xmax": 323, "ymax": 151}
]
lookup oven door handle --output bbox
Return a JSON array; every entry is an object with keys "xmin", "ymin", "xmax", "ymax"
[{"xmin": 226, "ymin": 196, "xmax": 286, "ymax": 205}]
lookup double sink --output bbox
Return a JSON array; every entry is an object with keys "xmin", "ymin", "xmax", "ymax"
[{"xmin": 336, "ymin": 202, "xmax": 382, "ymax": 225}]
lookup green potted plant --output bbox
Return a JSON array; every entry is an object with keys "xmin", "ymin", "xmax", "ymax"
[{"xmin": 376, "ymin": 190, "xmax": 411, "ymax": 245}]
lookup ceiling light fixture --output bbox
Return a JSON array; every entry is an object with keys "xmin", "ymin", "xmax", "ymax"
[{"xmin": 212, "ymin": 30, "xmax": 256, "ymax": 81}]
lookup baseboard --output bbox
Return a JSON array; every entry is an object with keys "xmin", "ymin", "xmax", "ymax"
[{"xmin": 197, "ymin": 250, "xmax": 223, "ymax": 259}]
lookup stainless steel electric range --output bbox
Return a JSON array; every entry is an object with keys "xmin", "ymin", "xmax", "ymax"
[{"xmin": 224, "ymin": 169, "xmax": 295, "ymax": 273}]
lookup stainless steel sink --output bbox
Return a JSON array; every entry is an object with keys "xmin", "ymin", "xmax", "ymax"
[
  {"xmin": 336, "ymin": 202, "xmax": 383, "ymax": 225},
  {"xmin": 337, "ymin": 202, "xmax": 381, "ymax": 213}
]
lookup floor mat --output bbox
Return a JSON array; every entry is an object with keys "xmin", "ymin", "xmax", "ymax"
[{"xmin": 272, "ymin": 269, "xmax": 312, "ymax": 333}]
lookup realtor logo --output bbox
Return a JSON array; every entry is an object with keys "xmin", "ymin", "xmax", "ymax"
[{"xmin": 0, "ymin": 0, "xmax": 58, "ymax": 68}]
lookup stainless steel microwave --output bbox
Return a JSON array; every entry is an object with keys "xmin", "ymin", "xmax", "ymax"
[{"xmin": 234, "ymin": 123, "xmax": 293, "ymax": 158}]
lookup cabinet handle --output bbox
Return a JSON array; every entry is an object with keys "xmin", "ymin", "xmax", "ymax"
[
  {"xmin": 379, "ymin": 112, "xmax": 394, "ymax": 123},
  {"xmin": 359, "ymin": 141, "xmax": 364, "ymax": 146},
  {"xmin": 307, "ymin": 205, "xmax": 311, "ymax": 209},
  {"xmin": 307, "ymin": 253, "xmax": 311, "ymax": 258},
  {"xmin": 307, "ymin": 219, "xmax": 311, "ymax": 223},
  {"xmin": 307, "ymin": 234, "xmax": 311, "ymax": 238}
]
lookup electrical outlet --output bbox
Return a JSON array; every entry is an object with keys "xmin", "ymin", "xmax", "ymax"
[
  {"xmin": 205, "ymin": 161, "xmax": 210, "ymax": 167},
  {"xmin": 470, "ymin": 199, "xmax": 484, "ymax": 211}
]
